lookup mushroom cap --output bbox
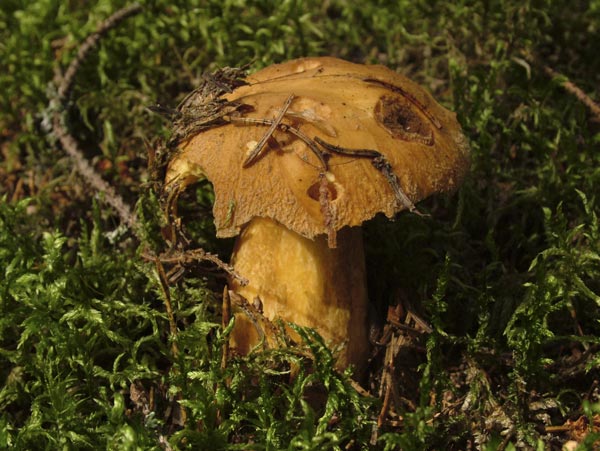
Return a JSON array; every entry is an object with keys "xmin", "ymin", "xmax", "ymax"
[{"xmin": 167, "ymin": 57, "xmax": 470, "ymax": 240}]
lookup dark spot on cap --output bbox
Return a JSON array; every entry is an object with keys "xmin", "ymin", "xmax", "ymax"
[{"xmin": 375, "ymin": 95, "xmax": 434, "ymax": 145}]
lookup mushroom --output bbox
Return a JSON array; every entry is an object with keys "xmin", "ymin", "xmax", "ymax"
[{"xmin": 165, "ymin": 57, "xmax": 469, "ymax": 373}]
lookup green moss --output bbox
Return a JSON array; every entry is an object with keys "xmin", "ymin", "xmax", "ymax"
[{"xmin": 1, "ymin": 1, "xmax": 599, "ymax": 449}]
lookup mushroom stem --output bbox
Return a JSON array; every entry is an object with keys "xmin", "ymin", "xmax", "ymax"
[{"xmin": 228, "ymin": 217, "xmax": 370, "ymax": 373}]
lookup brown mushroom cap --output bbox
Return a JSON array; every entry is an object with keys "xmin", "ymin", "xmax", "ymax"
[{"xmin": 167, "ymin": 57, "xmax": 469, "ymax": 240}]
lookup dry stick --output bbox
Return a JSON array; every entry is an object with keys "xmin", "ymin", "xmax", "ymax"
[
  {"xmin": 51, "ymin": 4, "xmax": 143, "ymax": 230},
  {"xmin": 145, "ymin": 249, "xmax": 249, "ymax": 287},
  {"xmin": 243, "ymin": 94, "xmax": 295, "ymax": 167},
  {"xmin": 541, "ymin": 65, "xmax": 600, "ymax": 121},
  {"xmin": 55, "ymin": 4, "xmax": 143, "ymax": 101},
  {"xmin": 314, "ymin": 137, "xmax": 422, "ymax": 215},
  {"xmin": 51, "ymin": 117, "xmax": 138, "ymax": 228},
  {"xmin": 545, "ymin": 424, "xmax": 572, "ymax": 433},
  {"xmin": 50, "ymin": 3, "xmax": 245, "ymax": 284},
  {"xmin": 228, "ymin": 115, "xmax": 329, "ymax": 170},
  {"xmin": 370, "ymin": 344, "xmax": 394, "ymax": 445}
]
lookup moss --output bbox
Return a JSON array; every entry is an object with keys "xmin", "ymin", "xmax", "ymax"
[{"xmin": 1, "ymin": 1, "xmax": 599, "ymax": 449}]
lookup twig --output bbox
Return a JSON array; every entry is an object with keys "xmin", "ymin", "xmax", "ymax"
[
  {"xmin": 51, "ymin": 116, "xmax": 138, "ymax": 228},
  {"xmin": 143, "ymin": 248, "xmax": 249, "ymax": 287},
  {"xmin": 50, "ymin": 4, "xmax": 143, "ymax": 230},
  {"xmin": 545, "ymin": 424, "xmax": 571, "ymax": 433},
  {"xmin": 228, "ymin": 115, "xmax": 329, "ymax": 170},
  {"xmin": 370, "ymin": 332, "xmax": 400, "ymax": 446},
  {"xmin": 243, "ymin": 94, "xmax": 295, "ymax": 167},
  {"xmin": 535, "ymin": 62, "xmax": 600, "ymax": 122},
  {"xmin": 49, "ymin": 4, "xmax": 240, "ymax": 283},
  {"xmin": 54, "ymin": 4, "xmax": 143, "ymax": 101},
  {"xmin": 523, "ymin": 52, "xmax": 600, "ymax": 122},
  {"xmin": 314, "ymin": 137, "xmax": 423, "ymax": 215},
  {"xmin": 377, "ymin": 377, "xmax": 393, "ymax": 428}
]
